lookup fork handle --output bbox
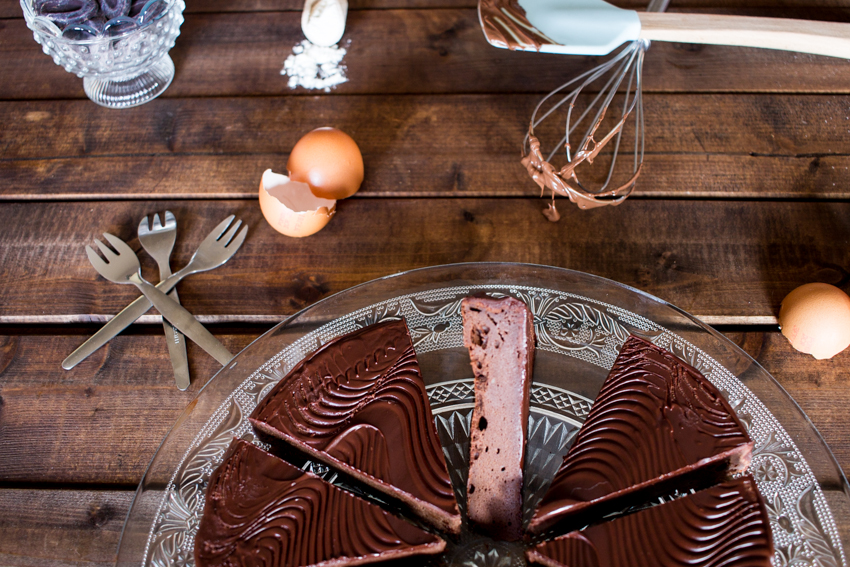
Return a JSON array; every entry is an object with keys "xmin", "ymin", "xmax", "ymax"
[
  {"xmin": 61, "ymin": 273, "xmax": 184, "ymax": 370},
  {"xmin": 638, "ymin": 13, "xmax": 850, "ymax": 59},
  {"xmin": 158, "ymin": 254, "xmax": 191, "ymax": 390},
  {"xmin": 163, "ymin": 288, "xmax": 192, "ymax": 390},
  {"xmin": 130, "ymin": 275, "xmax": 234, "ymax": 367}
]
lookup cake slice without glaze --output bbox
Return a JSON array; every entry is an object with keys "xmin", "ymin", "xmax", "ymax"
[
  {"xmin": 249, "ymin": 318, "xmax": 461, "ymax": 535},
  {"xmin": 461, "ymin": 295, "xmax": 535, "ymax": 541},
  {"xmin": 527, "ymin": 475, "xmax": 773, "ymax": 567},
  {"xmin": 529, "ymin": 335, "xmax": 754, "ymax": 535},
  {"xmin": 195, "ymin": 439, "xmax": 446, "ymax": 567}
]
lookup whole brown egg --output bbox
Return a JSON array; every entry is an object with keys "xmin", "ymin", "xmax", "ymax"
[{"xmin": 287, "ymin": 127, "xmax": 364, "ymax": 200}]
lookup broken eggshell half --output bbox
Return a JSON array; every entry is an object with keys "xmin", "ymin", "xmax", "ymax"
[{"xmin": 259, "ymin": 169, "xmax": 336, "ymax": 237}]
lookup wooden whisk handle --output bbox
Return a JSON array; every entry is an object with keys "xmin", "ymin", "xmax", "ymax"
[{"xmin": 638, "ymin": 12, "xmax": 850, "ymax": 59}]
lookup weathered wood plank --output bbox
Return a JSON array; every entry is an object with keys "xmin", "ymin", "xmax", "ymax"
[
  {"xmin": 2, "ymin": 94, "xmax": 850, "ymax": 200},
  {"xmin": 5, "ymin": 10, "xmax": 850, "ymax": 101},
  {"xmin": 1, "ymin": 199, "xmax": 849, "ymax": 323},
  {"xmin": 5, "ymin": 153, "xmax": 849, "ymax": 201},
  {"xmin": 0, "ymin": 333, "xmax": 255, "ymax": 484},
  {"xmin": 1, "ymin": 331, "xmax": 848, "ymax": 485},
  {"xmin": 0, "ymin": 488, "xmax": 130, "ymax": 567},
  {"xmin": 4, "ymin": 93, "xmax": 850, "ymax": 159},
  {"xmin": 4, "ymin": 0, "xmax": 850, "ymax": 18},
  {"xmin": 728, "ymin": 332, "xmax": 850, "ymax": 469}
]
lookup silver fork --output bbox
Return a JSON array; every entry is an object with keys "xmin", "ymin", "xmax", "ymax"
[
  {"xmin": 139, "ymin": 211, "xmax": 190, "ymax": 390},
  {"xmin": 85, "ymin": 233, "xmax": 234, "ymax": 366},
  {"xmin": 63, "ymin": 216, "xmax": 247, "ymax": 370}
]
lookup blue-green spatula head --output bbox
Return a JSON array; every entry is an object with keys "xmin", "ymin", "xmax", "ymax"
[{"xmin": 478, "ymin": 0, "xmax": 641, "ymax": 55}]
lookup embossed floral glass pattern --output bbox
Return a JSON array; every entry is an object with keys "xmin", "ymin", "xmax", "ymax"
[
  {"xmin": 20, "ymin": 0, "xmax": 185, "ymax": 108},
  {"xmin": 115, "ymin": 264, "xmax": 850, "ymax": 567}
]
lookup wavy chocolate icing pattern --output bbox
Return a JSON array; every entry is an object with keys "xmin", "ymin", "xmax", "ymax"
[
  {"xmin": 195, "ymin": 440, "xmax": 445, "ymax": 567},
  {"xmin": 529, "ymin": 476, "xmax": 773, "ymax": 567},
  {"xmin": 324, "ymin": 425, "xmax": 391, "ymax": 482},
  {"xmin": 532, "ymin": 335, "xmax": 752, "ymax": 530},
  {"xmin": 249, "ymin": 319, "xmax": 458, "ymax": 525},
  {"xmin": 478, "ymin": 0, "xmax": 556, "ymax": 51}
]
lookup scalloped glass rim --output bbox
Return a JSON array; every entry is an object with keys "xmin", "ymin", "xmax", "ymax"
[
  {"xmin": 20, "ymin": 0, "xmax": 176, "ymax": 43},
  {"xmin": 116, "ymin": 262, "xmax": 850, "ymax": 566}
]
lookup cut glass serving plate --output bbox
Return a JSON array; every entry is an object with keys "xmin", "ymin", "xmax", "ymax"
[{"xmin": 116, "ymin": 262, "xmax": 850, "ymax": 567}]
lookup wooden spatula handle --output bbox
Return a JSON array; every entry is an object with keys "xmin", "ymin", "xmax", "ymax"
[{"xmin": 638, "ymin": 12, "xmax": 850, "ymax": 59}]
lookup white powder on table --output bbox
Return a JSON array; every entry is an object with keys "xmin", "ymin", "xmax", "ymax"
[{"xmin": 282, "ymin": 40, "xmax": 348, "ymax": 92}]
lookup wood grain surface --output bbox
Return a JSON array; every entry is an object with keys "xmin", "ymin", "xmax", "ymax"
[
  {"xmin": 5, "ymin": 9, "xmax": 850, "ymax": 101},
  {"xmin": 2, "ymin": 94, "xmax": 850, "ymax": 200},
  {"xmin": 0, "ymin": 199, "xmax": 848, "ymax": 323},
  {"xmin": 0, "ymin": 488, "xmax": 130, "ymax": 567}
]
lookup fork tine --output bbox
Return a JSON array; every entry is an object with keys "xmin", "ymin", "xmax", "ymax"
[
  {"xmin": 151, "ymin": 213, "xmax": 163, "ymax": 231},
  {"xmin": 138, "ymin": 215, "xmax": 151, "ymax": 235},
  {"xmin": 164, "ymin": 210, "xmax": 177, "ymax": 228},
  {"xmin": 212, "ymin": 215, "xmax": 236, "ymax": 241},
  {"xmin": 227, "ymin": 225, "xmax": 248, "ymax": 250},
  {"xmin": 220, "ymin": 219, "xmax": 243, "ymax": 246},
  {"xmin": 103, "ymin": 233, "xmax": 135, "ymax": 256},
  {"xmin": 94, "ymin": 238, "xmax": 116, "ymax": 260},
  {"xmin": 85, "ymin": 245, "xmax": 107, "ymax": 270}
]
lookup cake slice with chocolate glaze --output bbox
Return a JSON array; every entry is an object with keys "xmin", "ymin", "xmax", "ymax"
[
  {"xmin": 461, "ymin": 295, "xmax": 535, "ymax": 541},
  {"xmin": 195, "ymin": 439, "xmax": 446, "ymax": 567},
  {"xmin": 529, "ymin": 335, "xmax": 754, "ymax": 535},
  {"xmin": 249, "ymin": 318, "xmax": 461, "ymax": 535},
  {"xmin": 527, "ymin": 475, "xmax": 773, "ymax": 567}
]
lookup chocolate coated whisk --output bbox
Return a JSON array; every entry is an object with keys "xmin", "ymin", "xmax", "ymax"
[
  {"xmin": 520, "ymin": 0, "xmax": 669, "ymax": 219},
  {"xmin": 479, "ymin": 0, "xmax": 850, "ymax": 216},
  {"xmin": 521, "ymin": 38, "xmax": 648, "ymax": 218}
]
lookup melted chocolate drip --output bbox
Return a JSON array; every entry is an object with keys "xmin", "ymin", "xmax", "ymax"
[
  {"xmin": 477, "ymin": 0, "xmax": 555, "ymax": 51},
  {"xmin": 195, "ymin": 439, "xmax": 445, "ymax": 567},
  {"xmin": 249, "ymin": 319, "xmax": 460, "ymax": 533},
  {"xmin": 528, "ymin": 475, "xmax": 773, "ymax": 567},
  {"xmin": 530, "ymin": 335, "xmax": 753, "ymax": 534}
]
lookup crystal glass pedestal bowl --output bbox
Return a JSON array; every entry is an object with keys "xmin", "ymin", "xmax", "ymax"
[{"xmin": 21, "ymin": 0, "xmax": 185, "ymax": 109}]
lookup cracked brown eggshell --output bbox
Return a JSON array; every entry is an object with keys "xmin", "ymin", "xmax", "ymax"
[
  {"xmin": 779, "ymin": 283, "xmax": 850, "ymax": 360},
  {"xmin": 259, "ymin": 169, "xmax": 336, "ymax": 237}
]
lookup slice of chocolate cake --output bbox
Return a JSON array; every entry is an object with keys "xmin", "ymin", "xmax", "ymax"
[
  {"xmin": 527, "ymin": 475, "xmax": 773, "ymax": 567},
  {"xmin": 529, "ymin": 335, "xmax": 754, "ymax": 535},
  {"xmin": 461, "ymin": 295, "xmax": 535, "ymax": 541},
  {"xmin": 195, "ymin": 439, "xmax": 446, "ymax": 567},
  {"xmin": 249, "ymin": 318, "xmax": 461, "ymax": 535}
]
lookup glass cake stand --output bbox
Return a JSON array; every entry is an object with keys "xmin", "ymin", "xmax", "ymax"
[{"xmin": 116, "ymin": 263, "xmax": 850, "ymax": 567}]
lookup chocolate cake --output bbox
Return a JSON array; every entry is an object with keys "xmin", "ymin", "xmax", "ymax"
[
  {"xmin": 527, "ymin": 475, "xmax": 773, "ymax": 567},
  {"xmin": 529, "ymin": 335, "xmax": 754, "ymax": 535},
  {"xmin": 195, "ymin": 439, "xmax": 446, "ymax": 567},
  {"xmin": 461, "ymin": 295, "xmax": 535, "ymax": 541},
  {"xmin": 249, "ymin": 318, "xmax": 461, "ymax": 535}
]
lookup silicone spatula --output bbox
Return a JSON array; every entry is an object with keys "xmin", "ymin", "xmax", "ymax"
[{"xmin": 478, "ymin": 0, "xmax": 850, "ymax": 59}]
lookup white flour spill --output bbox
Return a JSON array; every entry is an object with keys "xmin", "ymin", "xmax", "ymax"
[{"xmin": 282, "ymin": 40, "xmax": 348, "ymax": 92}]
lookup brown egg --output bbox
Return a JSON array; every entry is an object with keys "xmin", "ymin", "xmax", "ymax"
[
  {"xmin": 259, "ymin": 169, "xmax": 336, "ymax": 237},
  {"xmin": 779, "ymin": 283, "xmax": 850, "ymax": 360},
  {"xmin": 287, "ymin": 127, "xmax": 364, "ymax": 200}
]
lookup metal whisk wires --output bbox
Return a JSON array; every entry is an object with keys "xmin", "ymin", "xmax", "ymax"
[{"xmin": 521, "ymin": 38, "xmax": 648, "ymax": 218}]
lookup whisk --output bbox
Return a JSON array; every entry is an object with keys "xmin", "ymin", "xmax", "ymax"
[
  {"xmin": 477, "ymin": 0, "xmax": 850, "ymax": 218},
  {"xmin": 521, "ymin": 36, "xmax": 649, "ymax": 218}
]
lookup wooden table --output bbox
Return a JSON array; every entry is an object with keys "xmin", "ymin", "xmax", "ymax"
[{"xmin": 2, "ymin": 0, "xmax": 850, "ymax": 564}]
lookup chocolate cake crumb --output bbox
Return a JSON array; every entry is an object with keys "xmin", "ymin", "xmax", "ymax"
[{"xmin": 461, "ymin": 295, "xmax": 535, "ymax": 541}]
